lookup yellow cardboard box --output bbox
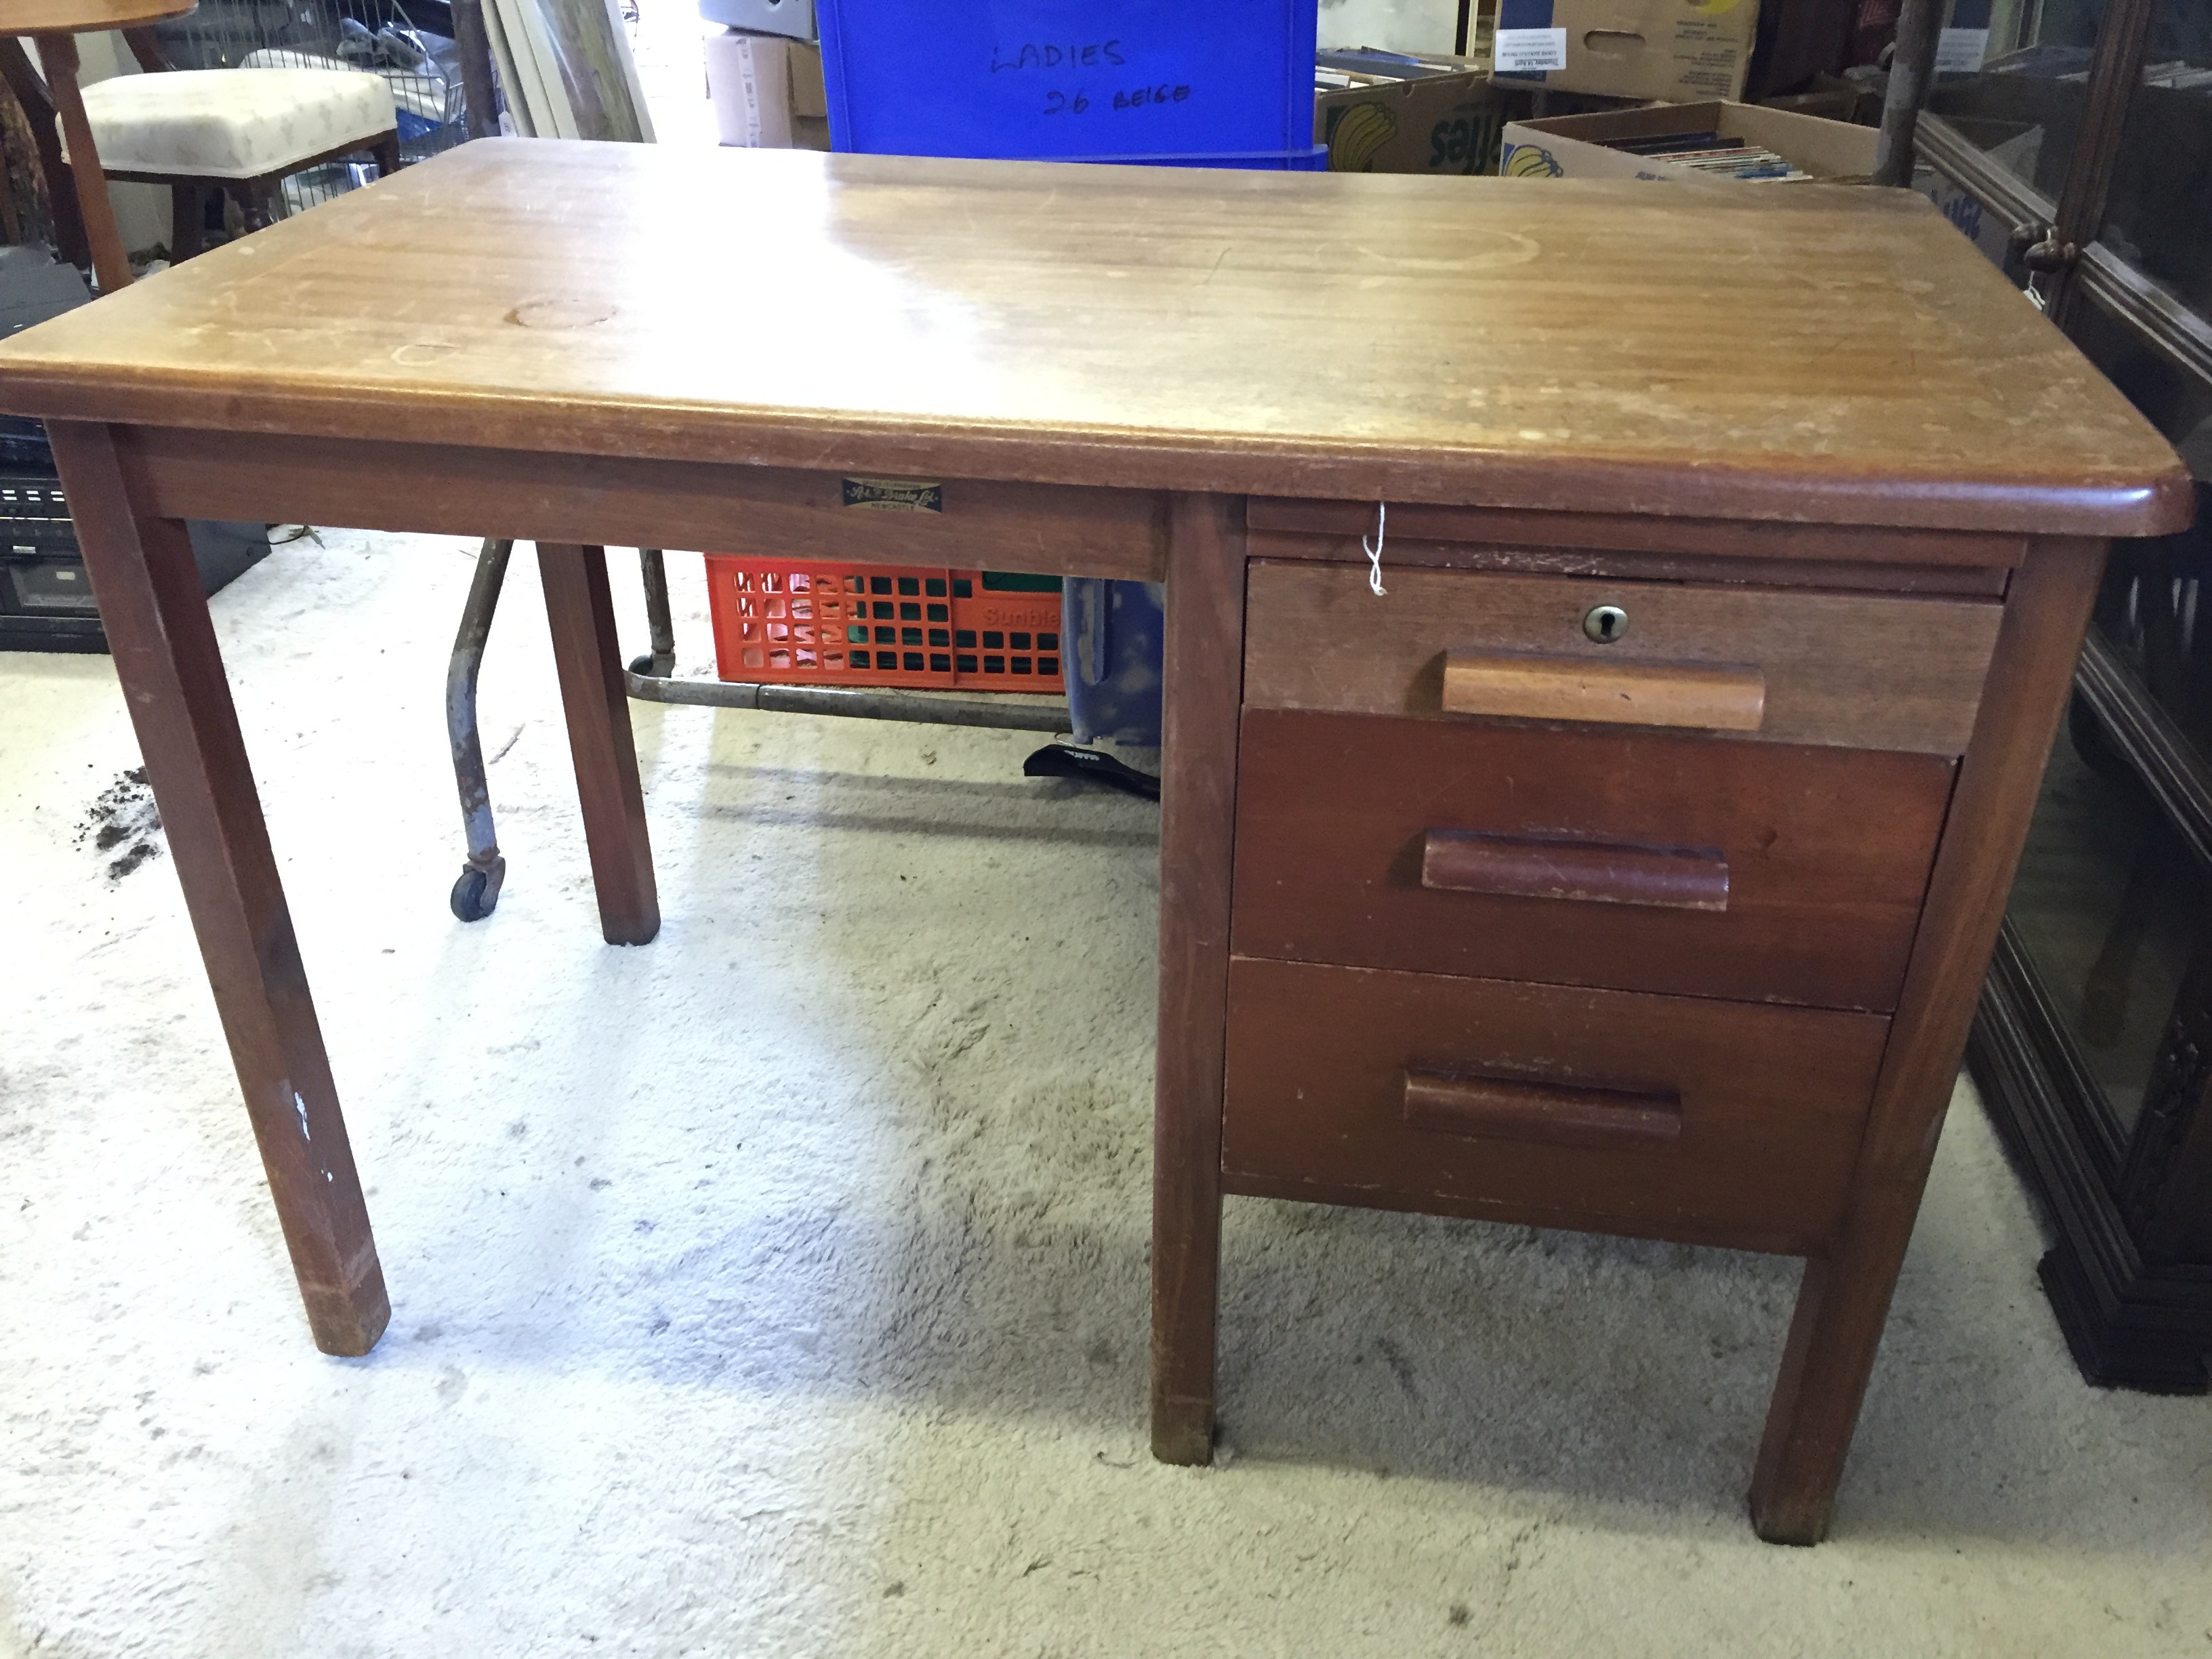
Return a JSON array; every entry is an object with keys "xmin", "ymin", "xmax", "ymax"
[{"xmin": 1315, "ymin": 51, "xmax": 1513, "ymax": 176}]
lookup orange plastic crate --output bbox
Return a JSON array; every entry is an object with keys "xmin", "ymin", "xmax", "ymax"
[{"xmin": 704, "ymin": 556, "xmax": 1064, "ymax": 692}]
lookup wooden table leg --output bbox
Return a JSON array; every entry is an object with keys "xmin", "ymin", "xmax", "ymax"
[
  {"xmin": 1749, "ymin": 538, "xmax": 2107, "ymax": 1544},
  {"xmin": 1151, "ymin": 493, "xmax": 1247, "ymax": 1465},
  {"xmin": 49, "ymin": 422, "xmax": 388, "ymax": 1353},
  {"xmin": 537, "ymin": 541, "xmax": 659, "ymax": 946}
]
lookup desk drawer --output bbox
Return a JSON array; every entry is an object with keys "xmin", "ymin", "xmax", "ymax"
[
  {"xmin": 1242, "ymin": 561, "xmax": 2001, "ymax": 755},
  {"xmin": 1221, "ymin": 957, "xmax": 1887, "ymax": 1253},
  {"xmin": 1231, "ymin": 710, "xmax": 1952, "ymax": 1010}
]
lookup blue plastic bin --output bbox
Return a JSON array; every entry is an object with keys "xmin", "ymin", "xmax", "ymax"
[
  {"xmin": 817, "ymin": 0, "xmax": 1320, "ymax": 160},
  {"xmin": 1062, "ymin": 577, "xmax": 1164, "ymax": 748},
  {"xmin": 1054, "ymin": 132, "xmax": 1319, "ymax": 748},
  {"xmin": 819, "ymin": 1, "xmax": 1320, "ymax": 748}
]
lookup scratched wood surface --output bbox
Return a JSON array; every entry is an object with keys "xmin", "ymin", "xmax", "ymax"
[{"xmin": 0, "ymin": 140, "xmax": 2188, "ymax": 535}]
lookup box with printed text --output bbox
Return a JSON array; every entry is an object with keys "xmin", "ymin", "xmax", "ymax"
[{"xmin": 1490, "ymin": 0, "xmax": 1761, "ymax": 104}]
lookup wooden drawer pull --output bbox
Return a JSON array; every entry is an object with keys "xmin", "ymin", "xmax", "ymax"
[
  {"xmin": 1404, "ymin": 1069, "xmax": 1683, "ymax": 1150},
  {"xmin": 1441, "ymin": 651, "xmax": 1765, "ymax": 732},
  {"xmin": 1420, "ymin": 830, "xmax": 1729, "ymax": 912}
]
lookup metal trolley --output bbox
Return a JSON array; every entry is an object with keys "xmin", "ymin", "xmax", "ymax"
[{"xmin": 441, "ymin": 544, "xmax": 1154, "ymax": 923}]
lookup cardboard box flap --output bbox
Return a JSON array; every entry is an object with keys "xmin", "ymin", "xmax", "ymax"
[{"xmin": 1317, "ymin": 47, "xmax": 1469, "ymax": 80}]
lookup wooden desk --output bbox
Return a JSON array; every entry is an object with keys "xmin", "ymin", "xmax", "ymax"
[{"xmin": 0, "ymin": 140, "xmax": 2188, "ymax": 1544}]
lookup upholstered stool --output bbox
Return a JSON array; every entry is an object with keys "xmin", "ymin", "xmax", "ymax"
[
  {"xmin": 70, "ymin": 65, "xmax": 398, "ymax": 261},
  {"xmin": 12, "ymin": 0, "xmax": 400, "ymax": 293}
]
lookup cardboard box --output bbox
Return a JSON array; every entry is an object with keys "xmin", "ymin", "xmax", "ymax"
[
  {"xmin": 705, "ymin": 30, "xmax": 830, "ymax": 150},
  {"xmin": 1315, "ymin": 50, "xmax": 1515, "ymax": 176},
  {"xmin": 1491, "ymin": 0, "xmax": 1761, "ymax": 104},
  {"xmin": 1759, "ymin": 75, "xmax": 1880, "ymax": 127},
  {"xmin": 1499, "ymin": 100, "xmax": 1875, "ymax": 184},
  {"xmin": 698, "ymin": 0, "xmax": 813, "ymax": 43}
]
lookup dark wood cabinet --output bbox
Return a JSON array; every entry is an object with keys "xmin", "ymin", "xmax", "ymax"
[
  {"xmin": 1916, "ymin": 0, "xmax": 2212, "ymax": 1391},
  {"xmin": 1970, "ymin": 529, "xmax": 2212, "ymax": 1391}
]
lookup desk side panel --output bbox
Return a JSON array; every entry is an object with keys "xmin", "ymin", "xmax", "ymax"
[{"xmin": 1749, "ymin": 535, "xmax": 2110, "ymax": 1544}]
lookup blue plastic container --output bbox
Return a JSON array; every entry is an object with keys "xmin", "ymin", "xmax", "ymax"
[
  {"xmin": 818, "ymin": 3, "xmax": 1321, "ymax": 750},
  {"xmin": 1062, "ymin": 578, "xmax": 1164, "ymax": 748},
  {"xmin": 1057, "ymin": 132, "xmax": 1317, "ymax": 747},
  {"xmin": 817, "ymin": 0, "xmax": 1320, "ymax": 160}
]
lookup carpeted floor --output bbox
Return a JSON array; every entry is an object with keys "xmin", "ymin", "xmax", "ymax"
[{"xmin": 4, "ymin": 531, "xmax": 2211, "ymax": 1658}]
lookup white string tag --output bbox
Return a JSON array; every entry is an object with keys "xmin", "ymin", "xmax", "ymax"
[{"xmin": 1364, "ymin": 501, "xmax": 1388, "ymax": 597}]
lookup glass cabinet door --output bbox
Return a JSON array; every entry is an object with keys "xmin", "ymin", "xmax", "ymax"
[
  {"xmin": 1928, "ymin": 0, "xmax": 2117, "ymax": 203},
  {"xmin": 1953, "ymin": 0, "xmax": 2212, "ymax": 1392},
  {"xmin": 2091, "ymin": 2, "xmax": 2212, "ymax": 319}
]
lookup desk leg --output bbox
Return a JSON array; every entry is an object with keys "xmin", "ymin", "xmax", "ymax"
[
  {"xmin": 49, "ymin": 421, "xmax": 389, "ymax": 1354},
  {"xmin": 537, "ymin": 542, "xmax": 659, "ymax": 946},
  {"xmin": 1748, "ymin": 539, "xmax": 2106, "ymax": 1544},
  {"xmin": 1151, "ymin": 493, "xmax": 1246, "ymax": 1465}
]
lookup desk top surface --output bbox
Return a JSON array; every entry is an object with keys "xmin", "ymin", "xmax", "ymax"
[{"xmin": 0, "ymin": 140, "xmax": 2189, "ymax": 535}]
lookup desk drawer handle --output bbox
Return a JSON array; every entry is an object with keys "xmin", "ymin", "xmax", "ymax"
[
  {"xmin": 1404, "ymin": 1069, "xmax": 1683, "ymax": 1150},
  {"xmin": 1420, "ymin": 830, "xmax": 1729, "ymax": 912},
  {"xmin": 1441, "ymin": 650, "xmax": 1765, "ymax": 732}
]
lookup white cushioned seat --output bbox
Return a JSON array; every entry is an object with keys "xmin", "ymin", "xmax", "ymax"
[{"xmin": 70, "ymin": 68, "xmax": 396, "ymax": 180}]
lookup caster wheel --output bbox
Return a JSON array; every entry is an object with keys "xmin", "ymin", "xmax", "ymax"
[
  {"xmin": 450, "ymin": 866, "xmax": 500, "ymax": 922},
  {"xmin": 628, "ymin": 652, "xmax": 655, "ymax": 676}
]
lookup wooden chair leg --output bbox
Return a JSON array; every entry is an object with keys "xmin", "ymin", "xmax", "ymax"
[
  {"xmin": 237, "ymin": 176, "xmax": 277, "ymax": 232},
  {"xmin": 0, "ymin": 37, "xmax": 92, "ymax": 272},
  {"xmin": 33, "ymin": 33, "xmax": 131, "ymax": 293},
  {"xmin": 46, "ymin": 420, "xmax": 390, "ymax": 1355},
  {"xmin": 537, "ymin": 542, "xmax": 659, "ymax": 947},
  {"xmin": 169, "ymin": 181, "xmax": 204, "ymax": 262},
  {"xmin": 1150, "ymin": 493, "xmax": 1247, "ymax": 1465},
  {"xmin": 0, "ymin": 125, "xmax": 21, "ymax": 244}
]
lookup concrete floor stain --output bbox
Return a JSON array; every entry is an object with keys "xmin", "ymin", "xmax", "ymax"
[{"xmin": 74, "ymin": 766, "xmax": 163, "ymax": 881}]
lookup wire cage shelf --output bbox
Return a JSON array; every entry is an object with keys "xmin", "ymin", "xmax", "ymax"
[{"xmin": 150, "ymin": 0, "xmax": 476, "ymax": 211}]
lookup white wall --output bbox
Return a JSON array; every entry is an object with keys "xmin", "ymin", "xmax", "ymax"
[{"xmin": 1317, "ymin": 0, "xmax": 1465, "ymax": 54}]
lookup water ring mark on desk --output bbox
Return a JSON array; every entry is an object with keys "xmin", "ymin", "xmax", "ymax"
[
  {"xmin": 506, "ymin": 299, "xmax": 619, "ymax": 329},
  {"xmin": 392, "ymin": 340, "xmax": 462, "ymax": 365}
]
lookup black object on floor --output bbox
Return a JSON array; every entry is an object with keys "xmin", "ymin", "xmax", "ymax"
[
  {"xmin": 1023, "ymin": 742, "xmax": 1161, "ymax": 801},
  {"xmin": 0, "ymin": 425, "xmax": 270, "ymax": 654},
  {"xmin": 0, "ymin": 258, "xmax": 272, "ymax": 653}
]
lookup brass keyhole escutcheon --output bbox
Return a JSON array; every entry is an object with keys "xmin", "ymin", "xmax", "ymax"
[{"xmin": 1583, "ymin": 604, "xmax": 1629, "ymax": 644}]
